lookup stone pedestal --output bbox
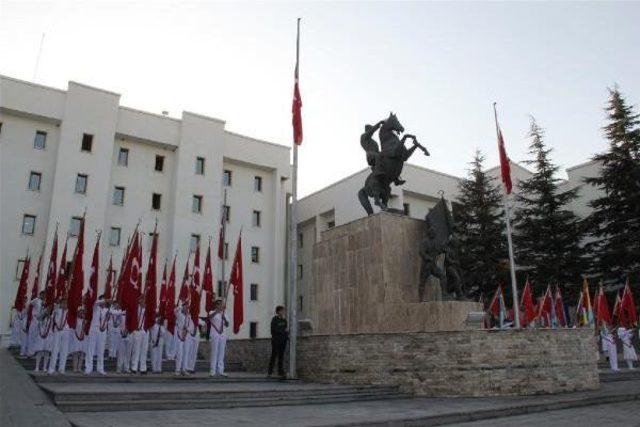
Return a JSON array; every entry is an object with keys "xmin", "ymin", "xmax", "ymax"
[{"xmin": 310, "ymin": 212, "xmax": 481, "ymax": 334}]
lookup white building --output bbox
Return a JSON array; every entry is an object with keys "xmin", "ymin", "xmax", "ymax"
[{"xmin": 0, "ymin": 75, "xmax": 291, "ymax": 343}]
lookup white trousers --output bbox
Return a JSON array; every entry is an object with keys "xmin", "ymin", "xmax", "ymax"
[
  {"xmin": 48, "ymin": 329, "xmax": 70, "ymax": 374},
  {"xmin": 608, "ymin": 344, "xmax": 619, "ymax": 371},
  {"xmin": 10, "ymin": 316, "xmax": 24, "ymax": 347},
  {"xmin": 209, "ymin": 333, "xmax": 227, "ymax": 375},
  {"xmin": 19, "ymin": 325, "xmax": 28, "ymax": 356},
  {"xmin": 131, "ymin": 330, "xmax": 149, "ymax": 372},
  {"xmin": 174, "ymin": 336, "xmax": 187, "ymax": 373},
  {"xmin": 165, "ymin": 331, "xmax": 175, "ymax": 360},
  {"xmin": 108, "ymin": 329, "xmax": 121, "ymax": 358},
  {"xmin": 117, "ymin": 335, "xmax": 133, "ymax": 373},
  {"xmin": 85, "ymin": 329, "xmax": 107, "ymax": 374},
  {"xmin": 186, "ymin": 334, "xmax": 200, "ymax": 371},
  {"xmin": 151, "ymin": 338, "xmax": 164, "ymax": 373}
]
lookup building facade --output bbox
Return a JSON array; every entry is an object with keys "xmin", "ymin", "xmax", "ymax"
[{"xmin": 0, "ymin": 75, "xmax": 291, "ymax": 342}]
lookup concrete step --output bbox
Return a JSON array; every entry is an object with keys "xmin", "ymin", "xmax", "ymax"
[
  {"xmin": 599, "ymin": 369, "xmax": 640, "ymax": 383},
  {"xmin": 16, "ymin": 357, "xmax": 244, "ymax": 372},
  {"xmin": 30, "ymin": 372, "xmax": 281, "ymax": 384}
]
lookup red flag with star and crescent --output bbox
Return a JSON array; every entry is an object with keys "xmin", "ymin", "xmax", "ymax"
[
  {"xmin": 67, "ymin": 215, "xmax": 85, "ymax": 329},
  {"xmin": 229, "ymin": 232, "xmax": 244, "ymax": 334},
  {"xmin": 44, "ymin": 230, "xmax": 58, "ymax": 308},
  {"xmin": 144, "ymin": 227, "xmax": 158, "ymax": 331},
  {"xmin": 292, "ymin": 18, "xmax": 303, "ymax": 145}
]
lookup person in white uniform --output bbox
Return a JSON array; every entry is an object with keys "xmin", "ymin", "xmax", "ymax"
[
  {"xmin": 208, "ymin": 299, "xmax": 229, "ymax": 377},
  {"xmin": 173, "ymin": 304, "xmax": 189, "ymax": 376},
  {"xmin": 69, "ymin": 307, "xmax": 87, "ymax": 373},
  {"xmin": 116, "ymin": 311, "xmax": 132, "ymax": 374},
  {"xmin": 107, "ymin": 301, "xmax": 122, "ymax": 359},
  {"xmin": 9, "ymin": 307, "xmax": 26, "ymax": 349},
  {"xmin": 48, "ymin": 298, "xmax": 72, "ymax": 374},
  {"xmin": 33, "ymin": 305, "xmax": 53, "ymax": 372},
  {"xmin": 618, "ymin": 326, "xmax": 638, "ymax": 369},
  {"xmin": 26, "ymin": 291, "xmax": 45, "ymax": 357},
  {"xmin": 85, "ymin": 296, "xmax": 110, "ymax": 375},
  {"xmin": 149, "ymin": 314, "xmax": 165, "ymax": 373},
  {"xmin": 130, "ymin": 297, "xmax": 149, "ymax": 374},
  {"xmin": 601, "ymin": 324, "xmax": 619, "ymax": 371}
]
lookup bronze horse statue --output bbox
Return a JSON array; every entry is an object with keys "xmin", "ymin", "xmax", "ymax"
[{"xmin": 358, "ymin": 113, "xmax": 429, "ymax": 215}]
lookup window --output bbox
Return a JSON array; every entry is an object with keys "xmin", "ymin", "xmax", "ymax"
[
  {"xmin": 152, "ymin": 193, "xmax": 162, "ymax": 211},
  {"xmin": 75, "ymin": 174, "xmax": 88, "ymax": 194},
  {"xmin": 251, "ymin": 246, "xmax": 260, "ymax": 263},
  {"xmin": 195, "ymin": 157, "xmax": 205, "ymax": 175},
  {"xmin": 403, "ymin": 203, "xmax": 410, "ymax": 216},
  {"xmin": 217, "ymin": 280, "xmax": 225, "ymax": 298},
  {"xmin": 223, "ymin": 169, "xmax": 232, "ymax": 186},
  {"xmin": 249, "ymin": 322, "xmax": 257, "ymax": 339},
  {"xmin": 109, "ymin": 227, "xmax": 121, "ymax": 246},
  {"xmin": 299, "ymin": 295, "xmax": 303, "ymax": 312},
  {"xmin": 69, "ymin": 217, "xmax": 82, "ymax": 237},
  {"xmin": 252, "ymin": 210, "xmax": 261, "ymax": 227},
  {"xmin": 327, "ymin": 221, "xmax": 335, "ymax": 229},
  {"xmin": 28, "ymin": 172, "xmax": 42, "ymax": 191},
  {"xmin": 250, "ymin": 284, "xmax": 258, "ymax": 301},
  {"xmin": 190, "ymin": 234, "xmax": 201, "ymax": 252},
  {"xmin": 118, "ymin": 148, "xmax": 129, "ymax": 166},
  {"xmin": 22, "ymin": 215, "xmax": 36, "ymax": 235},
  {"xmin": 223, "ymin": 205, "xmax": 230, "ymax": 222},
  {"xmin": 0, "ymin": 122, "xmax": 3, "ymax": 135},
  {"xmin": 192, "ymin": 195, "xmax": 203, "ymax": 214},
  {"xmin": 16, "ymin": 259, "xmax": 27, "ymax": 280},
  {"xmin": 254, "ymin": 176, "xmax": 262, "ymax": 192},
  {"xmin": 297, "ymin": 264, "xmax": 303, "ymax": 280},
  {"xmin": 113, "ymin": 186, "xmax": 125, "ymax": 205},
  {"xmin": 34, "ymin": 131, "xmax": 47, "ymax": 149},
  {"xmin": 155, "ymin": 155, "xmax": 164, "ymax": 172},
  {"xmin": 81, "ymin": 133, "xmax": 93, "ymax": 152},
  {"xmin": 224, "ymin": 243, "xmax": 229, "ymax": 260},
  {"xmin": 298, "ymin": 232, "xmax": 303, "ymax": 248}
]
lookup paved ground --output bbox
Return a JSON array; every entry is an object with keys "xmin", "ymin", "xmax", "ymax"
[{"xmin": 452, "ymin": 401, "xmax": 640, "ymax": 427}]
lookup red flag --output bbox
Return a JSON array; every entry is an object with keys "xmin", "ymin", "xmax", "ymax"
[
  {"xmin": 121, "ymin": 229, "xmax": 142, "ymax": 332},
  {"xmin": 292, "ymin": 18, "xmax": 303, "ymax": 145},
  {"xmin": 497, "ymin": 128, "xmax": 512, "ymax": 195},
  {"xmin": 158, "ymin": 261, "xmax": 168, "ymax": 320},
  {"xmin": 612, "ymin": 291, "xmax": 622, "ymax": 324},
  {"xmin": 166, "ymin": 256, "xmax": 177, "ymax": 333},
  {"xmin": 14, "ymin": 257, "xmax": 30, "ymax": 312},
  {"xmin": 55, "ymin": 239, "xmax": 68, "ymax": 301},
  {"xmin": 203, "ymin": 243, "xmax": 214, "ymax": 314},
  {"xmin": 26, "ymin": 254, "xmax": 43, "ymax": 330},
  {"xmin": 67, "ymin": 216, "xmax": 85, "ymax": 329},
  {"xmin": 114, "ymin": 234, "xmax": 132, "ymax": 304},
  {"xmin": 217, "ymin": 216, "xmax": 225, "ymax": 260},
  {"xmin": 595, "ymin": 284, "xmax": 612, "ymax": 328},
  {"xmin": 83, "ymin": 233, "xmax": 100, "ymax": 334},
  {"xmin": 538, "ymin": 286, "xmax": 553, "ymax": 327},
  {"xmin": 178, "ymin": 258, "xmax": 190, "ymax": 305},
  {"xmin": 620, "ymin": 279, "xmax": 638, "ymax": 328},
  {"xmin": 520, "ymin": 279, "xmax": 536, "ymax": 326},
  {"xmin": 229, "ymin": 232, "xmax": 244, "ymax": 334},
  {"xmin": 144, "ymin": 228, "xmax": 158, "ymax": 331},
  {"xmin": 104, "ymin": 256, "xmax": 114, "ymax": 300},
  {"xmin": 190, "ymin": 243, "xmax": 202, "ymax": 326},
  {"xmin": 554, "ymin": 287, "xmax": 567, "ymax": 327},
  {"xmin": 44, "ymin": 230, "xmax": 58, "ymax": 308}
]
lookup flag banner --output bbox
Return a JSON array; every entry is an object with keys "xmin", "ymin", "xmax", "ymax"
[
  {"xmin": 121, "ymin": 229, "xmax": 142, "ymax": 332},
  {"xmin": 104, "ymin": 256, "xmax": 114, "ymax": 300},
  {"xmin": 497, "ymin": 128, "xmax": 512, "ymax": 194},
  {"xmin": 229, "ymin": 232, "xmax": 244, "ymax": 334},
  {"xmin": 620, "ymin": 279, "xmax": 638, "ymax": 328},
  {"xmin": 292, "ymin": 18, "xmax": 303, "ymax": 145},
  {"xmin": 55, "ymin": 240, "xmax": 68, "ymax": 302},
  {"xmin": 44, "ymin": 230, "xmax": 58, "ymax": 308},
  {"xmin": 520, "ymin": 279, "xmax": 537, "ymax": 326},
  {"xmin": 144, "ymin": 227, "xmax": 158, "ymax": 330},
  {"xmin": 178, "ymin": 259, "xmax": 190, "ymax": 305},
  {"xmin": 67, "ymin": 216, "xmax": 85, "ymax": 329},
  {"xmin": 84, "ymin": 233, "xmax": 100, "ymax": 335},
  {"xmin": 166, "ymin": 256, "xmax": 177, "ymax": 333},
  {"xmin": 14, "ymin": 256, "xmax": 30, "ymax": 312},
  {"xmin": 595, "ymin": 283, "xmax": 612, "ymax": 328},
  {"xmin": 26, "ymin": 254, "xmax": 43, "ymax": 331},
  {"xmin": 189, "ymin": 242, "xmax": 201, "ymax": 327},
  {"xmin": 159, "ymin": 261, "xmax": 168, "ymax": 321}
]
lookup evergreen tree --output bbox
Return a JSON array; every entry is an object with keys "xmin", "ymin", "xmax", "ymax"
[
  {"xmin": 514, "ymin": 117, "xmax": 585, "ymax": 297},
  {"xmin": 585, "ymin": 88, "xmax": 640, "ymax": 284},
  {"xmin": 455, "ymin": 150, "xmax": 507, "ymax": 298}
]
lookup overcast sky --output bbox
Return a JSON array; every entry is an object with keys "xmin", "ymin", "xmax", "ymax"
[{"xmin": 1, "ymin": 1, "xmax": 638, "ymax": 197}]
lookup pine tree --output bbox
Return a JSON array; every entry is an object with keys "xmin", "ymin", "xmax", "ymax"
[
  {"xmin": 455, "ymin": 150, "xmax": 507, "ymax": 298},
  {"xmin": 514, "ymin": 117, "xmax": 585, "ymax": 297},
  {"xmin": 585, "ymin": 88, "xmax": 640, "ymax": 285}
]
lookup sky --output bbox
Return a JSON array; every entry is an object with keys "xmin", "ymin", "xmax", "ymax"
[{"xmin": 0, "ymin": 1, "xmax": 638, "ymax": 197}]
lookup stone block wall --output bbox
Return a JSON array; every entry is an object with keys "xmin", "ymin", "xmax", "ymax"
[{"xmin": 296, "ymin": 329, "xmax": 599, "ymax": 396}]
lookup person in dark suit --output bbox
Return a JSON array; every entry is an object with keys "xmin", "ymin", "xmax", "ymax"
[{"xmin": 268, "ymin": 306, "xmax": 288, "ymax": 378}]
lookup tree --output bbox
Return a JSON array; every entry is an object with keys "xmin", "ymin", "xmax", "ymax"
[
  {"xmin": 585, "ymin": 88, "xmax": 640, "ymax": 285},
  {"xmin": 514, "ymin": 117, "xmax": 585, "ymax": 298},
  {"xmin": 455, "ymin": 150, "xmax": 507, "ymax": 298}
]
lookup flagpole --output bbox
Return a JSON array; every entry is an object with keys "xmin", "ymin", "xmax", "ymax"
[
  {"xmin": 493, "ymin": 103, "xmax": 521, "ymax": 329},
  {"xmin": 221, "ymin": 188, "xmax": 227, "ymax": 298},
  {"xmin": 288, "ymin": 17, "xmax": 301, "ymax": 379}
]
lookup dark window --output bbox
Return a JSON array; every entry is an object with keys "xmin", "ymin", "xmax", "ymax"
[
  {"xmin": 298, "ymin": 232, "xmax": 303, "ymax": 248},
  {"xmin": 249, "ymin": 322, "xmax": 257, "ymax": 339},
  {"xmin": 16, "ymin": 259, "xmax": 27, "ymax": 280},
  {"xmin": 0, "ymin": 122, "xmax": 3, "ymax": 135},
  {"xmin": 65, "ymin": 261, "xmax": 72, "ymax": 276},
  {"xmin": 251, "ymin": 246, "xmax": 260, "ymax": 263},
  {"xmin": 109, "ymin": 227, "xmax": 121, "ymax": 246},
  {"xmin": 223, "ymin": 170, "xmax": 232, "ymax": 186},
  {"xmin": 118, "ymin": 148, "xmax": 129, "ymax": 166},
  {"xmin": 297, "ymin": 264, "xmax": 303, "ymax": 280},
  {"xmin": 34, "ymin": 131, "xmax": 47, "ymax": 149},
  {"xmin": 250, "ymin": 284, "xmax": 258, "ymax": 301},
  {"xmin": 190, "ymin": 234, "xmax": 201, "ymax": 252},
  {"xmin": 403, "ymin": 203, "xmax": 410, "ymax": 216},
  {"xmin": 252, "ymin": 210, "xmax": 261, "ymax": 227},
  {"xmin": 28, "ymin": 172, "xmax": 42, "ymax": 191},
  {"xmin": 192, "ymin": 195, "xmax": 203, "ymax": 213},
  {"xmin": 195, "ymin": 157, "xmax": 205, "ymax": 175},
  {"xmin": 81, "ymin": 133, "xmax": 93, "ymax": 152},
  {"xmin": 217, "ymin": 280, "xmax": 226, "ymax": 298},
  {"xmin": 152, "ymin": 193, "xmax": 162, "ymax": 210},
  {"xmin": 155, "ymin": 155, "xmax": 164, "ymax": 172},
  {"xmin": 327, "ymin": 221, "xmax": 335, "ymax": 229},
  {"xmin": 254, "ymin": 176, "xmax": 262, "ymax": 192},
  {"xmin": 75, "ymin": 174, "xmax": 88, "ymax": 194},
  {"xmin": 299, "ymin": 295, "xmax": 303, "ymax": 312},
  {"xmin": 69, "ymin": 216, "xmax": 82, "ymax": 237},
  {"xmin": 22, "ymin": 215, "xmax": 36, "ymax": 235},
  {"xmin": 113, "ymin": 186, "xmax": 125, "ymax": 205}
]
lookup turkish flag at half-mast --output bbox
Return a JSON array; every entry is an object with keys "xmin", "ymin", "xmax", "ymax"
[
  {"xmin": 497, "ymin": 127, "xmax": 512, "ymax": 195},
  {"xmin": 67, "ymin": 215, "xmax": 85, "ymax": 329},
  {"xmin": 44, "ymin": 230, "xmax": 58, "ymax": 308},
  {"xmin": 84, "ymin": 233, "xmax": 101, "ymax": 334},
  {"xmin": 165, "ymin": 256, "xmax": 177, "ymax": 333},
  {"xmin": 292, "ymin": 18, "xmax": 303, "ymax": 145},
  {"xmin": 229, "ymin": 232, "xmax": 244, "ymax": 334},
  {"xmin": 144, "ymin": 227, "xmax": 158, "ymax": 331}
]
